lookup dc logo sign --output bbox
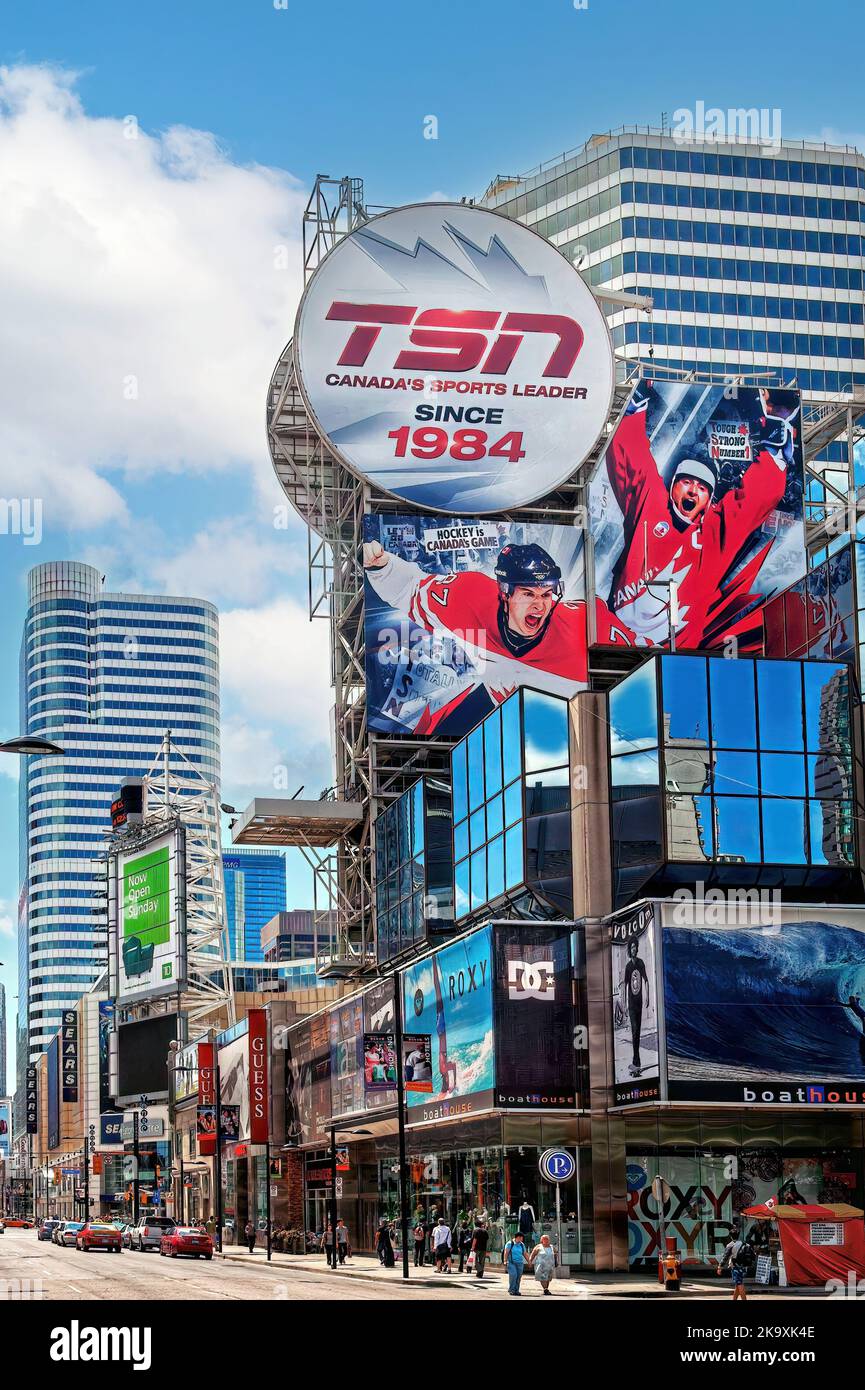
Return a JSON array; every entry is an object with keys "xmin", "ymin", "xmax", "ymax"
[{"xmin": 507, "ymin": 959, "xmax": 555, "ymax": 1001}]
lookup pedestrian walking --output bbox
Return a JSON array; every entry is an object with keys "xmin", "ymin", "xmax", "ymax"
[
  {"xmin": 412, "ymin": 1219, "xmax": 426, "ymax": 1266},
  {"xmin": 470, "ymin": 1219, "xmax": 489, "ymax": 1279},
  {"xmin": 719, "ymin": 1234, "xmax": 753, "ymax": 1301},
  {"xmin": 456, "ymin": 1218, "xmax": 473, "ymax": 1273},
  {"xmin": 336, "ymin": 1219, "xmax": 349, "ymax": 1265},
  {"xmin": 432, "ymin": 1216, "xmax": 453, "ymax": 1273},
  {"xmin": 529, "ymin": 1234, "xmax": 556, "ymax": 1294},
  {"xmin": 321, "ymin": 1222, "xmax": 336, "ymax": 1266},
  {"xmin": 244, "ymin": 1220, "xmax": 256, "ymax": 1254},
  {"xmin": 503, "ymin": 1232, "xmax": 528, "ymax": 1295},
  {"xmin": 376, "ymin": 1219, "xmax": 396, "ymax": 1268}
]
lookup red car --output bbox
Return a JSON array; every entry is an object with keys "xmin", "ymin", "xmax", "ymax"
[
  {"xmin": 160, "ymin": 1226, "xmax": 213, "ymax": 1260},
  {"xmin": 76, "ymin": 1221, "xmax": 123, "ymax": 1253}
]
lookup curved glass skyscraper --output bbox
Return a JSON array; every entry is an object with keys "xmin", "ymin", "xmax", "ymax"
[{"xmin": 17, "ymin": 562, "xmax": 220, "ymax": 1090}]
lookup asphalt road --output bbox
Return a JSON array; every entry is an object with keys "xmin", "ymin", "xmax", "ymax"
[{"xmin": 0, "ymin": 1228, "xmax": 481, "ymax": 1301}]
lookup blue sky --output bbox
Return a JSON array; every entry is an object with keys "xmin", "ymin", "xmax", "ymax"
[{"xmin": 1, "ymin": 0, "xmax": 863, "ymax": 1076}]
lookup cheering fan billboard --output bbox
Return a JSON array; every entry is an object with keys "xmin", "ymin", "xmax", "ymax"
[
  {"xmin": 294, "ymin": 202, "xmax": 614, "ymax": 514},
  {"xmin": 363, "ymin": 513, "xmax": 630, "ymax": 737},
  {"xmin": 590, "ymin": 380, "xmax": 806, "ymax": 650}
]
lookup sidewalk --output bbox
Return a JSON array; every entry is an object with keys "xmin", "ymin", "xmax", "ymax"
[{"xmin": 214, "ymin": 1247, "xmax": 749, "ymax": 1297}]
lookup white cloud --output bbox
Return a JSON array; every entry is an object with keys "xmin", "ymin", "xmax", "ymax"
[
  {"xmin": 148, "ymin": 516, "xmax": 307, "ymax": 606},
  {"xmin": 219, "ymin": 594, "xmax": 333, "ymax": 773},
  {"xmin": 0, "ymin": 899, "xmax": 14, "ymax": 938},
  {"xmin": 0, "ymin": 64, "xmax": 306, "ymax": 527}
]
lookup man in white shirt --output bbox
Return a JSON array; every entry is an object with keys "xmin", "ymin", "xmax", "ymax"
[{"xmin": 432, "ymin": 1217, "xmax": 453, "ymax": 1273}]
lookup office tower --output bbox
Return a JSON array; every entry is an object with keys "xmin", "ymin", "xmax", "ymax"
[
  {"xmin": 18, "ymin": 562, "xmax": 220, "ymax": 1092},
  {"xmin": 222, "ymin": 849, "xmax": 287, "ymax": 962}
]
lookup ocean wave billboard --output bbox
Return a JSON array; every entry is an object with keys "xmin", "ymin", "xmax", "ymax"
[{"xmin": 590, "ymin": 379, "xmax": 806, "ymax": 651}]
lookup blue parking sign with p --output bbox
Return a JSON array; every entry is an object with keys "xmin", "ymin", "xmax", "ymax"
[{"xmin": 539, "ymin": 1148, "xmax": 576, "ymax": 1183}]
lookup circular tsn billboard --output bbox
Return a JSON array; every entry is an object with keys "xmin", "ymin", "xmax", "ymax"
[{"xmin": 293, "ymin": 202, "xmax": 614, "ymax": 514}]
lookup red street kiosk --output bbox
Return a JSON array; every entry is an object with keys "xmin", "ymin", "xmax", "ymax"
[{"xmin": 742, "ymin": 1202, "xmax": 865, "ymax": 1287}]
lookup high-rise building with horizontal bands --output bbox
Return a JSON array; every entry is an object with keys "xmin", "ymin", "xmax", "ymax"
[{"xmin": 17, "ymin": 562, "xmax": 220, "ymax": 1099}]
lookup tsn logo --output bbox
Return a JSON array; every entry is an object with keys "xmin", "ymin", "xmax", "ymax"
[
  {"xmin": 325, "ymin": 302, "xmax": 585, "ymax": 377},
  {"xmin": 507, "ymin": 959, "xmax": 556, "ymax": 1001}
]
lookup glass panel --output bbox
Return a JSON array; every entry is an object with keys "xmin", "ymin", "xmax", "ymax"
[
  {"xmin": 483, "ymin": 708, "xmax": 503, "ymax": 795},
  {"xmin": 609, "ymin": 659, "xmax": 658, "ymax": 753},
  {"xmin": 762, "ymin": 799, "xmax": 806, "ymax": 863},
  {"xmin": 452, "ymin": 740, "xmax": 468, "ymax": 825},
  {"xmin": 487, "ymin": 835, "xmax": 505, "ymax": 901},
  {"xmin": 757, "ymin": 661, "xmax": 803, "ymax": 750},
  {"xmin": 486, "ymin": 792, "xmax": 504, "ymax": 839},
  {"xmin": 412, "ymin": 781, "xmax": 424, "ymax": 857},
  {"xmin": 505, "ymin": 823, "xmax": 524, "ymax": 890},
  {"xmin": 810, "ymin": 801, "xmax": 854, "ymax": 865},
  {"xmin": 399, "ymin": 898, "xmax": 411, "ymax": 951},
  {"xmin": 412, "ymin": 891, "xmax": 424, "ymax": 941},
  {"xmin": 760, "ymin": 752, "xmax": 806, "ymax": 798},
  {"xmin": 667, "ymin": 790, "xmax": 713, "ymax": 861},
  {"xmin": 714, "ymin": 796, "xmax": 760, "ymax": 861},
  {"xmin": 709, "ymin": 659, "xmax": 756, "ymax": 749},
  {"xmin": 469, "ymin": 806, "xmax": 486, "ymax": 852},
  {"xmin": 385, "ymin": 806, "xmax": 398, "ymax": 874},
  {"xmin": 504, "ymin": 780, "xmax": 523, "ymax": 828},
  {"xmin": 400, "ymin": 861, "xmax": 412, "ymax": 901},
  {"xmin": 412, "ymin": 854, "xmax": 425, "ymax": 892},
  {"xmin": 712, "ymin": 750, "xmax": 758, "ymax": 796},
  {"xmin": 661, "ymin": 655, "xmax": 708, "ymax": 742},
  {"xmin": 455, "ymin": 860, "xmax": 470, "ymax": 920},
  {"xmin": 397, "ymin": 794, "xmax": 410, "ymax": 864},
  {"xmin": 454, "ymin": 819, "xmax": 469, "ymax": 865},
  {"xmin": 610, "ymin": 750, "xmax": 660, "ymax": 787},
  {"xmin": 803, "ymin": 662, "xmax": 848, "ymax": 752},
  {"xmin": 470, "ymin": 848, "xmax": 487, "ymax": 909},
  {"xmin": 808, "ymin": 751, "xmax": 851, "ymax": 798},
  {"xmin": 468, "ymin": 727, "xmax": 485, "ymax": 810},
  {"xmin": 523, "ymin": 690, "xmax": 569, "ymax": 772},
  {"xmin": 502, "ymin": 694, "xmax": 522, "ymax": 784}
]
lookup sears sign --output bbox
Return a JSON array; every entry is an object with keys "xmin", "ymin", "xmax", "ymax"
[{"xmin": 293, "ymin": 203, "xmax": 614, "ymax": 514}]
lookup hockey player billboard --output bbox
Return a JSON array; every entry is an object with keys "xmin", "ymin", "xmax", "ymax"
[
  {"xmin": 362, "ymin": 513, "xmax": 632, "ymax": 738},
  {"xmin": 293, "ymin": 202, "xmax": 614, "ymax": 514},
  {"xmin": 589, "ymin": 379, "xmax": 806, "ymax": 651}
]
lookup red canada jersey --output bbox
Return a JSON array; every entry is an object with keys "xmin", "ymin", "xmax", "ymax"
[{"xmin": 605, "ymin": 410, "xmax": 787, "ymax": 647}]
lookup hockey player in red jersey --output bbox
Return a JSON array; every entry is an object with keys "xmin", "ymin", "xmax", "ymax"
[
  {"xmin": 603, "ymin": 384, "xmax": 796, "ymax": 648},
  {"xmin": 363, "ymin": 539, "xmax": 633, "ymax": 732}
]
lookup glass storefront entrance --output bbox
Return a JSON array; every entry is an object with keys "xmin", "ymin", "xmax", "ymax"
[{"xmin": 626, "ymin": 1112, "xmax": 865, "ymax": 1270}]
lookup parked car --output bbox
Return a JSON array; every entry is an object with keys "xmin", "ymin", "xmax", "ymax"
[
  {"xmin": 52, "ymin": 1222, "xmax": 67, "ymax": 1245},
  {"xmin": 3, "ymin": 1218, "xmax": 33, "ymax": 1228},
  {"xmin": 130, "ymin": 1216, "xmax": 175, "ymax": 1251},
  {"xmin": 160, "ymin": 1225, "xmax": 213, "ymax": 1260},
  {"xmin": 59, "ymin": 1221, "xmax": 85, "ymax": 1247},
  {"xmin": 76, "ymin": 1221, "xmax": 123, "ymax": 1253},
  {"xmin": 38, "ymin": 1218, "xmax": 62, "ymax": 1242},
  {"xmin": 118, "ymin": 1223, "xmax": 132, "ymax": 1249}
]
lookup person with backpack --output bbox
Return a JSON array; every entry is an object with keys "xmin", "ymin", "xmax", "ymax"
[
  {"xmin": 412, "ymin": 1219, "xmax": 426, "ymax": 1267},
  {"xmin": 719, "ymin": 1232, "xmax": 753, "ymax": 1299}
]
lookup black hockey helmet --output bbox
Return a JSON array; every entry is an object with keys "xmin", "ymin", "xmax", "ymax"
[{"xmin": 494, "ymin": 543, "xmax": 563, "ymax": 596}]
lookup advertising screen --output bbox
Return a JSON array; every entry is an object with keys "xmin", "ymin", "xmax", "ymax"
[
  {"xmin": 363, "ymin": 1033, "xmax": 397, "ymax": 1092},
  {"xmin": 590, "ymin": 380, "xmax": 806, "ymax": 651},
  {"xmin": 330, "ymin": 999, "xmax": 365, "ymax": 1118},
  {"xmin": 402, "ymin": 926, "xmax": 494, "ymax": 1121},
  {"xmin": 219, "ymin": 1031, "xmax": 250, "ymax": 1141},
  {"xmin": 493, "ymin": 922, "xmax": 577, "ymax": 1107},
  {"xmin": 0, "ymin": 1099, "xmax": 11, "ymax": 1159},
  {"xmin": 294, "ymin": 202, "xmax": 614, "ymax": 514},
  {"xmin": 363, "ymin": 512, "xmax": 596, "ymax": 738},
  {"xmin": 116, "ymin": 1013, "xmax": 178, "ymax": 1102},
  {"xmin": 610, "ymin": 902, "xmax": 660, "ymax": 1106},
  {"xmin": 117, "ymin": 830, "xmax": 184, "ymax": 1002},
  {"xmin": 661, "ymin": 905, "xmax": 865, "ymax": 1104},
  {"xmin": 98, "ymin": 1000, "xmax": 115, "ymax": 1110},
  {"xmin": 363, "ymin": 979, "xmax": 398, "ymax": 1111}
]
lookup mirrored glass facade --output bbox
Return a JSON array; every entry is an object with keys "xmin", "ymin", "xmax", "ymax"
[
  {"xmin": 374, "ymin": 776, "xmax": 453, "ymax": 966},
  {"xmin": 451, "ymin": 688, "xmax": 573, "ymax": 922},
  {"xmin": 609, "ymin": 654, "xmax": 860, "ymax": 906}
]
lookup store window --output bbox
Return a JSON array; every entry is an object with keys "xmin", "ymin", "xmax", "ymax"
[{"xmin": 374, "ymin": 775, "xmax": 454, "ymax": 965}]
